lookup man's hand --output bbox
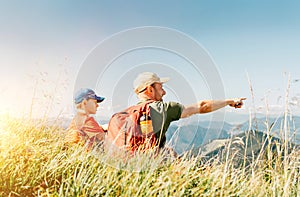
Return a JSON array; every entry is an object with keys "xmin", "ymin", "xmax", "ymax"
[{"xmin": 228, "ymin": 97, "xmax": 247, "ymax": 108}]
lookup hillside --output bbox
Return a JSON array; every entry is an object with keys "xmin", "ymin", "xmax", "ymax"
[
  {"xmin": 234, "ymin": 115, "xmax": 300, "ymax": 143},
  {"xmin": 166, "ymin": 122, "xmax": 230, "ymax": 155},
  {"xmin": 191, "ymin": 130, "xmax": 299, "ymax": 167}
]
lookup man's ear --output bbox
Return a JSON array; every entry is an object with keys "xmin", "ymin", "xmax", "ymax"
[{"xmin": 146, "ymin": 85, "xmax": 152, "ymax": 93}]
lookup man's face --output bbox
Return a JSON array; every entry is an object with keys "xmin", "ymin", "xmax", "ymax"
[{"xmin": 151, "ymin": 82, "xmax": 166, "ymax": 101}]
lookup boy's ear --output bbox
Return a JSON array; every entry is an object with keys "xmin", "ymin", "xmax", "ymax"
[{"xmin": 82, "ymin": 99, "xmax": 87, "ymax": 105}]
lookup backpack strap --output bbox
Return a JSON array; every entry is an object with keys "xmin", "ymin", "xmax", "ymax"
[{"xmin": 123, "ymin": 121, "xmax": 128, "ymax": 146}]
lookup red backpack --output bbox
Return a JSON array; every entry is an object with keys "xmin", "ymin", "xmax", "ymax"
[{"xmin": 105, "ymin": 101, "xmax": 157, "ymax": 154}]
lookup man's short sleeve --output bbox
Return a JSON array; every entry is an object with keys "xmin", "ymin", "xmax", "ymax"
[
  {"xmin": 149, "ymin": 101, "xmax": 183, "ymax": 133},
  {"xmin": 165, "ymin": 101, "xmax": 184, "ymax": 122}
]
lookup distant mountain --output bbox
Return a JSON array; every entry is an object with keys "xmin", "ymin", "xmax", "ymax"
[
  {"xmin": 167, "ymin": 116, "xmax": 300, "ymax": 162},
  {"xmin": 233, "ymin": 115, "xmax": 300, "ymax": 144},
  {"xmin": 191, "ymin": 130, "xmax": 299, "ymax": 167},
  {"xmin": 223, "ymin": 112, "xmax": 256, "ymax": 125},
  {"xmin": 197, "ymin": 121, "xmax": 233, "ymax": 132},
  {"xmin": 166, "ymin": 122, "xmax": 231, "ymax": 155}
]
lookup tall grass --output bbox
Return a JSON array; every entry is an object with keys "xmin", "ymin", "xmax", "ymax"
[
  {"xmin": 1, "ymin": 113, "xmax": 300, "ymax": 197},
  {"xmin": 1, "ymin": 71, "xmax": 299, "ymax": 196}
]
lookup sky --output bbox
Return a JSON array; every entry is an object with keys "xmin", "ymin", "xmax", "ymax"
[{"xmin": 1, "ymin": 0, "xmax": 300, "ymax": 123}]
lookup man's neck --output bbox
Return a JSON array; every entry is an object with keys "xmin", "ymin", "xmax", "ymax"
[{"xmin": 137, "ymin": 94, "xmax": 148, "ymax": 100}]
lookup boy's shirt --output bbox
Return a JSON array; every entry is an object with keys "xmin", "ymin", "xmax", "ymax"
[{"xmin": 66, "ymin": 116, "xmax": 105, "ymax": 145}]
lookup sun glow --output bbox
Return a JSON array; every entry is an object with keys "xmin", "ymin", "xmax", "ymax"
[{"xmin": 0, "ymin": 115, "xmax": 13, "ymax": 158}]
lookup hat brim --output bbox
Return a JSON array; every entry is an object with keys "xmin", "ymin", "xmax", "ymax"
[
  {"xmin": 95, "ymin": 96, "xmax": 105, "ymax": 103},
  {"xmin": 159, "ymin": 77, "xmax": 170, "ymax": 83}
]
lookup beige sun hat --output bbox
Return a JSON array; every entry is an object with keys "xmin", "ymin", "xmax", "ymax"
[{"xmin": 133, "ymin": 72, "xmax": 170, "ymax": 94}]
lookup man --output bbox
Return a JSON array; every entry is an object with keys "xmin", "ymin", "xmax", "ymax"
[
  {"xmin": 65, "ymin": 88, "xmax": 106, "ymax": 150},
  {"xmin": 133, "ymin": 72, "xmax": 246, "ymax": 148}
]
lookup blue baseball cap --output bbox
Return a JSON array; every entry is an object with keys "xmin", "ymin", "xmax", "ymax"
[{"xmin": 74, "ymin": 88, "xmax": 105, "ymax": 104}]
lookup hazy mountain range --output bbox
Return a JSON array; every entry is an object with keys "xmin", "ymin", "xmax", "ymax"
[
  {"xmin": 190, "ymin": 130, "xmax": 300, "ymax": 167},
  {"xmin": 166, "ymin": 115, "xmax": 300, "ymax": 155}
]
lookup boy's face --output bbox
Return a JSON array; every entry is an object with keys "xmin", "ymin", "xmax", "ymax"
[{"xmin": 84, "ymin": 98, "xmax": 99, "ymax": 115}]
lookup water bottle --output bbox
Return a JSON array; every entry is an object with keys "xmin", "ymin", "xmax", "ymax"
[{"xmin": 139, "ymin": 112, "xmax": 153, "ymax": 134}]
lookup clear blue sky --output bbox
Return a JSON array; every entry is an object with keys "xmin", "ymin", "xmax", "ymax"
[{"xmin": 1, "ymin": 1, "xmax": 300, "ymax": 121}]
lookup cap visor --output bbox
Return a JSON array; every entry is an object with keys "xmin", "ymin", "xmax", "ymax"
[
  {"xmin": 160, "ymin": 77, "xmax": 170, "ymax": 83},
  {"xmin": 95, "ymin": 96, "xmax": 105, "ymax": 103}
]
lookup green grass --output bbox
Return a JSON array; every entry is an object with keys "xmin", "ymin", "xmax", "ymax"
[{"xmin": 1, "ymin": 116, "xmax": 300, "ymax": 197}]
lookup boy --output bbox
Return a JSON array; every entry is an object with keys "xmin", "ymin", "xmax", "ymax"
[{"xmin": 66, "ymin": 88, "xmax": 106, "ymax": 149}]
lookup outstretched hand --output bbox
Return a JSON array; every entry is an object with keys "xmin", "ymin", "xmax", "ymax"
[{"xmin": 229, "ymin": 97, "xmax": 246, "ymax": 108}]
